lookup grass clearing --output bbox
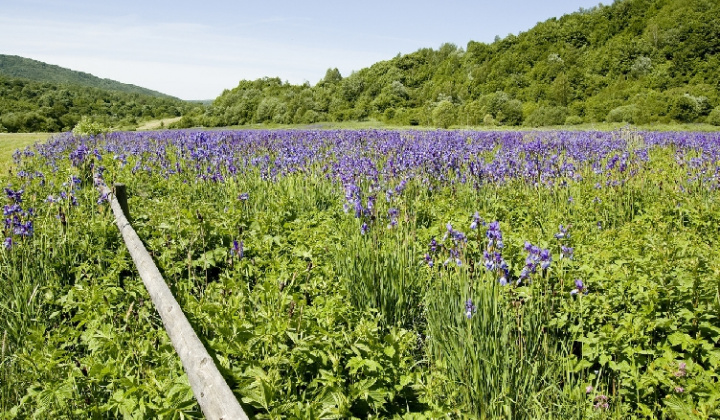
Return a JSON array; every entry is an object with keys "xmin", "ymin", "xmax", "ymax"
[
  {"xmin": 0, "ymin": 133, "xmax": 52, "ymax": 181},
  {"xmin": 136, "ymin": 117, "xmax": 183, "ymax": 131}
]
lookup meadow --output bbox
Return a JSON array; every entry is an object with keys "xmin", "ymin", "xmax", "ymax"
[{"xmin": 1, "ymin": 128, "xmax": 719, "ymax": 419}]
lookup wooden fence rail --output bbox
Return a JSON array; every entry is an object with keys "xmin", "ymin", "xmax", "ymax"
[{"xmin": 98, "ymin": 179, "xmax": 248, "ymax": 420}]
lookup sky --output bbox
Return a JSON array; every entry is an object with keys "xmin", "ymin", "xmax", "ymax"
[{"xmin": 1, "ymin": 0, "xmax": 604, "ymax": 100}]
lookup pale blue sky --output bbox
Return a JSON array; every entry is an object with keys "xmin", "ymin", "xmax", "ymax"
[{"xmin": 1, "ymin": 1, "xmax": 603, "ymax": 100}]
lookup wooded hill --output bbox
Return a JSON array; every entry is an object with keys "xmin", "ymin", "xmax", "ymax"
[
  {"xmin": 0, "ymin": 76, "xmax": 196, "ymax": 133},
  {"xmin": 0, "ymin": 56, "xmax": 196, "ymax": 133},
  {"xmin": 0, "ymin": 55, "xmax": 173, "ymax": 99},
  {"xmin": 177, "ymin": 0, "xmax": 720, "ymax": 128}
]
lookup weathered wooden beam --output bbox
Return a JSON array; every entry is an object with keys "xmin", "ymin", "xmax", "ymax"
[
  {"xmin": 113, "ymin": 183, "xmax": 130, "ymax": 221},
  {"xmin": 97, "ymin": 177, "xmax": 247, "ymax": 420}
]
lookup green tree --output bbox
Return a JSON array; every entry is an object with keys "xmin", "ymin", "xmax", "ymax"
[{"xmin": 432, "ymin": 100, "xmax": 455, "ymax": 128}]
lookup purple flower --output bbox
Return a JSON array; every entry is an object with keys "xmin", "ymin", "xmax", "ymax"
[
  {"xmin": 469, "ymin": 212, "xmax": 482, "ymax": 230},
  {"xmin": 4, "ymin": 188, "xmax": 23, "ymax": 203},
  {"xmin": 360, "ymin": 222, "xmax": 369, "ymax": 235},
  {"xmin": 674, "ymin": 362, "xmax": 687, "ymax": 377},
  {"xmin": 353, "ymin": 199, "xmax": 364, "ymax": 218},
  {"xmin": 571, "ymin": 279, "xmax": 586, "ymax": 296},
  {"xmin": 593, "ymin": 395, "xmax": 609, "ymax": 410},
  {"xmin": 465, "ymin": 299, "xmax": 476, "ymax": 319},
  {"xmin": 3, "ymin": 204, "xmax": 21, "ymax": 216},
  {"xmin": 2, "ymin": 237, "xmax": 12, "ymax": 249},
  {"xmin": 561, "ymin": 245, "xmax": 574, "ymax": 259},
  {"xmin": 387, "ymin": 207, "xmax": 399, "ymax": 228},
  {"xmin": 367, "ymin": 195, "xmax": 376, "ymax": 212},
  {"xmin": 232, "ymin": 239, "xmax": 244, "ymax": 258},
  {"xmin": 539, "ymin": 248, "xmax": 552, "ymax": 270},
  {"xmin": 429, "ymin": 238, "xmax": 438, "ymax": 253},
  {"xmin": 674, "ymin": 386, "xmax": 684, "ymax": 393},
  {"xmin": 554, "ymin": 224, "xmax": 569, "ymax": 240},
  {"xmin": 424, "ymin": 253, "xmax": 434, "ymax": 268},
  {"xmin": 12, "ymin": 220, "xmax": 33, "ymax": 237},
  {"xmin": 486, "ymin": 221, "xmax": 503, "ymax": 249},
  {"xmin": 238, "ymin": 192, "xmax": 249, "ymax": 201},
  {"xmin": 520, "ymin": 242, "xmax": 551, "ymax": 280}
]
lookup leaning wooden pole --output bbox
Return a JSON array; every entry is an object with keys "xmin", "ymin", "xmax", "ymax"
[{"xmin": 97, "ymin": 178, "xmax": 248, "ymax": 420}]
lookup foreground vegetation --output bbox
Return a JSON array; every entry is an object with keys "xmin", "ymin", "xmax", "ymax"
[{"xmin": 1, "ymin": 128, "xmax": 719, "ymax": 418}]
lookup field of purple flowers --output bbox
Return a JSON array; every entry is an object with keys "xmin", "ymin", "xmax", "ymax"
[{"xmin": 2, "ymin": 129, "xmax": 720, "ymax": 418}]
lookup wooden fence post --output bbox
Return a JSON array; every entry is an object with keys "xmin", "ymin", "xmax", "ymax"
[
  {"xmin": 114, "ymin": 183, "xmax": 130, "ymax": 220},
  {"xmin": 97, "ymin": 176, "xmax": 247, "ymax": 420}
]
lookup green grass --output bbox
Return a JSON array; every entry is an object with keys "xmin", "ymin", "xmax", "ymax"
[
  {"xmin": 184, "ymin": 119, "xmax": 720, "ymax": 133},
  {"xmin": 0, "ymin": 133, "xmax": 51, "ymax": 181}
]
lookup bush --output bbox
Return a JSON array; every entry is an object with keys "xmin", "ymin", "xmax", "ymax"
[
  {"xmin": 564, "ymin": 115, "xmax": 584, "ymax": 125},
  {"xmin": 72, "ymin": 116, "xmax": 108, "ymax": 136},
  {"xmin": 524, "ymin": 106, "xmax": 567, "ymax": 127},
  {"xmin": 707, "ymin": 107, "xmax": 720, "ymax": 126},
  {"xmin": 669, "ymin": 94, "xmax": 701, "ymax": 123},
  {"xmin": 432, "ymin": 100, "xmax": 455, "ymax": 128},
  {"xmin": 606, "ymin": 105, "xmax": 640, "ymax": 124},
  {"xmin": 497, "ymin": 99, "xmax": 523, "ymax": 126}
]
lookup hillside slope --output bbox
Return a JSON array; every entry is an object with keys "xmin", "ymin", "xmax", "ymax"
[
  {"xmin": 0, "ymin": 54, "xmax": 175, "ymax": 99},
  {"xmin": 0, "ymin": 74, "xmax": 196, "ymax": 133},
  {"xmin": 187, "ymin": 0, "xmax": 720, "ymax": 128}
]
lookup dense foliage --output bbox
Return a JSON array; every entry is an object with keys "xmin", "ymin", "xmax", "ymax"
[
  {"xmin": 0, "ymin": 75, "xmax": 197, "ymax": 133},
  {"xmin": 1, "ymin": 128, "xmax": 719, "ymax": 418},
  {"xmin": 175, "ymin": 0, "xmax": 720, "ymax": 129}
]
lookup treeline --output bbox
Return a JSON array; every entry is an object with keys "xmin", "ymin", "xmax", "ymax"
[
  {"xmin": 175, "ymin": 0, "xmax": 720, "ymax": 129},
  {"xmin": 0, "ymin": 76, "xmax": 197, "ymax": 133}
]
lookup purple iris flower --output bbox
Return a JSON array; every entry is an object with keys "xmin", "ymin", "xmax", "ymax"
[
  {"xmin": 232, "ymin": 239, "xmax": 244, "ymax": 258},
  {"xmin": 360, "ymin": 222, "xmax": 369, "ymax": 235},
  {"xmin": 570, "ymin": 279, "xmax": 586, "ymax": 295},
  {"xmin": 465, "ymin": 299, "xmax": 476, "ymax": 319}
]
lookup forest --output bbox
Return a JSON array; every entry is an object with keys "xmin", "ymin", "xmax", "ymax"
[
  {"xmin": 0, "ymin": 75, "xmax": 196, "ymax": 133},
  {"xmin": 173, "ymin": 0, "xmax": 720, "ymax": 129}
]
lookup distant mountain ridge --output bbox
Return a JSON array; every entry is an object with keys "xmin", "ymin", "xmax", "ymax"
[{"xmin": 0, "ymin": 54, "xmax": 176, "ymax": 99}]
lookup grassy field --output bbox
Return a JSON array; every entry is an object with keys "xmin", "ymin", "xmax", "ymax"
[
  {"xmin": 3, "ymin": 129, "xmax": 719, "ymax": 418},
  {"xmin": 0, "ymin": 133, "xmax": 52, "ymax": 181},
  {"xmin": 136, "ymin": 117, "xmax": 183, "ymax": 131}
]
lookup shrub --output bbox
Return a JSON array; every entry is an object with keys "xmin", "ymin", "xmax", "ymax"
[
  {"xmin": 565, "ymin": 115, "xmax": 584, "ymax": 125},
  {"xmin": 432, "ymin": 100, "xmax": 455, "ymax": 128},
  {"xmin": 707, "ymin": 107, "xmax": 720, "ymax": 126},
  {"xmin": 72, "ymin": 116, "xmax": 107, "ymax": 136},
  {"xmin": 524, "ymin": 106, "xmax": 567, "ymax": 127},
  {"xmin": 669, "ymin": 94, "xmax": 701, "ymax": 123},
  {"xmin": 606, "ymin": 105, "xmax": 639, "ymax": 124},
  {"xmin": 498, "ymin": 99, "xmax": 524, "ymax": 126}
]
